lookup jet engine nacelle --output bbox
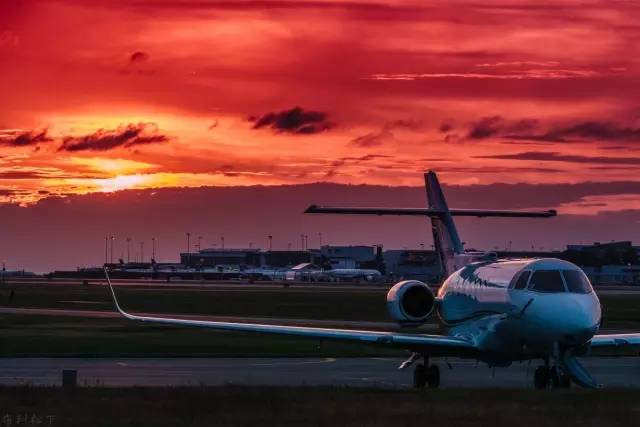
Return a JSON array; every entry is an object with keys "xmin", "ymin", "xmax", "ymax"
[{"xmin": 386, "ymin": 280, "xmax": 436, "ymax": 326}]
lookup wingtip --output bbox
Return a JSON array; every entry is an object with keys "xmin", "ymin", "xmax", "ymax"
[
  {"xmin": 305, "ymin": 204, "xmax": 318, "ymax": 213},
  {"xmin": 104, "ymin": 267, "xmax": 126, "ymax": 316}
]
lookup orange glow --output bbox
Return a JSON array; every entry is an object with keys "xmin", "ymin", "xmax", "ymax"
[{"xmin": 0, "ymin": 1, "xmax": 638, "ymax": 206}]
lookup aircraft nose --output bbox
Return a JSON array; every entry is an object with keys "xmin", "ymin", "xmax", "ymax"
[{"xmin": 559, "ymin": 295, "xmax": 601, "ymax": 345}]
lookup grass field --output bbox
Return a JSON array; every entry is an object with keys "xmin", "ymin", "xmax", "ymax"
[
  {"xmin": 0, "ymin": 314, "xmax": 402, "ymax": 357},
  {"xmin": 0, "ymin": 281, "xmax": 388, "ymax": 321},
  {"xmin": 0, "ymin": 280, "xmax": 639, "ymax": 357},
  {"xmin": 1, "ymin": 386, "xmax": 640, "ymax": 427}
]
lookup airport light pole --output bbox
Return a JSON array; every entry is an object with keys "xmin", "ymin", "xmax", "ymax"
[
  {"xmin": 318, "ymin": 232, "xmax": 322, "ymax": 248},
  {"xmin": 186, "ymin": 232, "xmax": 191, "ymax": 265},
  {"xmin": 221, "ymin": 236, "xmax": 225, "ymax": 250},
  {"xmin": 126, "ymin": 237, "xmax": 131, "ymax": 263},
  {"xmin": 300, "ymin": 234, "xmax": 305, "ymax": 251},
  {"xmin": 268, "ymin": 235, "xmax": 273, "ymax": 251},
  {"xmin": 140, "ymin": 241, "xmax": 144, "ymax": 263},
  {"xmin": 110, "ymin": 235, "xmax": 115, "ymax": 264},
  {"xmin": 151, "ymin": 237, "xmax": 156, "ymax": 261},
  {"xmin": 197, "ymin": 235, "xmax": 202, "ymax": 252},
  {"xmin": 104, "ymin": 236, "xmax": 108, "ymax": 264},
  {"xmin": 287, "ymin": 242, "xmax": 291, "ymax": 251}
]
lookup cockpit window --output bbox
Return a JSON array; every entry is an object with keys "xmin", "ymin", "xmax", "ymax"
[
  {"xmin": 529, "ymin": 270, "xmax": 566, "ymax": 293},
  {"xmin": 562, "ymin": 270, "xmax": 593, "ymax": 294},
  {"xmin": 513, "ymin": 270, "xmax": 531, "ymax": 290}
]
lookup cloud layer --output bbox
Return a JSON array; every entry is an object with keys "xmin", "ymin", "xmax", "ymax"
[
  {"xmin": 251, "ymin": 107, "xmax": 332, "ymax": 134},
  {"xmin": 59, "ymin": 123, "xmax": 170, "ymax": 152},
  {"xmin": 0, "ymin": 0, "xmax": 639, "ymax": 206}
]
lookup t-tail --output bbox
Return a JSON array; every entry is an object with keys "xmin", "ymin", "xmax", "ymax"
[
  {"xmin": 425, "ymin": 171, "xmax": 464, "ymax": 276},
  {"xmin": 305, "ymin": 170, "xmax": 556, "ymax": 277}
]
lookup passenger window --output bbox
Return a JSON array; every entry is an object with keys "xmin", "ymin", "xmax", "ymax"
[
  {"xmin": 529, "ymin": 270, "xmax": 565, "ymax": 293},
  {"xmin": 563, "ymin": 270, "xmax": 593, "ymax": 294},
  {"xmin": 513, "ymin": 271, "xmax": 531, "ymax": 290}
]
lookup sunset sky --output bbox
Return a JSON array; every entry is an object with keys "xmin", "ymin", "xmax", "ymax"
[{"xmin": 1, "ymin": 0, "xmax": 640, "ymax": 270}]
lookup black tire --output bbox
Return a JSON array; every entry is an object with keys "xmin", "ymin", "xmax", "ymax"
[
  {"xmin": 534, "ymin": 366, "xmax": 549, "ymax": 389},
  {"xmin": 549, "ymin": 367, "xmax": 571, "ymax": 388},
  {"xmin": 426, "ymin": 364, "xmax": 441, "ymax": 388},
  {"xmin": 413, "ymin": 364, "xmax": 427, "ymax": 389},
  {"xmin": 550, "ymin": 366, "xmax": 560, "ymax": 388},
  {"xmin": 559, "ymin": 371, "xmax": 571, "ymax": 388}
]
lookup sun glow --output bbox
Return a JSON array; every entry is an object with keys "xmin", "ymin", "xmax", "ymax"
[
  {"xmin": 95, "ymin": 174, "xmax": 153, "ymax": 192},
  {"xmin": 67, "ymin": 157, "xmax": 158, "ymax": 175}
]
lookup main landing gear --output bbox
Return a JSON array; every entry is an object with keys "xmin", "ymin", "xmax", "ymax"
[
  {"xmin": 399, "ymin": 352, "xmax": 441, "ymax": 389},
  {"xmin": 534, "ymin": 364, "xmax": 571, "ymax": 389},
  {"xmin": 413, "ymin": 361, "xmax": 441, "ymax": 389}
]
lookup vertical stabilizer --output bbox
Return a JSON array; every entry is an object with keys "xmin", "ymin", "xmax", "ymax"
[{"xmin": 425, "ymin": 171, "xmax": 464, "ymax": 276}]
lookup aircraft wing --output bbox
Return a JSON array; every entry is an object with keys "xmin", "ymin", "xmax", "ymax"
[
  {"xmin": 305, "ymin": 205, "xmax": 556, "ymax": 218},
  {"xmin": 105, "ymin": 269, "xmax": 476, "ymax": 355},
  {"xmin": 590, "ymin": 333, "xmax": 640, "ymax": 348}
]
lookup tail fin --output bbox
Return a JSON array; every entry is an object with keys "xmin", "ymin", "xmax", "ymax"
[
  {"xmin": 425, "ymin": 171, "xmax": 463, "ymax": 276},
  {"xmin": 304, "ymin": 170, "xmax": 557, "ymax": 278}
]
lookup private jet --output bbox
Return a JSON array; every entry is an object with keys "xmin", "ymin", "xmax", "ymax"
[{"xmin": 106, "ymin": 171, "xmax": 640, "ymax": 389}]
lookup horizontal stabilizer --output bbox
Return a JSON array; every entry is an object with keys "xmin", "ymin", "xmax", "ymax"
[{"xmin": 305, "ymin": 205, "xmax": 556, "ymax": 218}]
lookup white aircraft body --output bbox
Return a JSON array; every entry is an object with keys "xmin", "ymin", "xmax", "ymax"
[{"xmin": 106, "ymin": 171, "xmax": 640, "ymax": 389}]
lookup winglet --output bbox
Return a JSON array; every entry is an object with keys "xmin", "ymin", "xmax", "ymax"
[{"xmin": 104, "ymin": 267, "xmax": 132, "ymax": 319}]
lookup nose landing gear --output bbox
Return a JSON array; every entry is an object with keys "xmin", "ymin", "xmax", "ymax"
[{"xmin": 534, "ymin": 365, "xmax": 571, "ymax": 389}]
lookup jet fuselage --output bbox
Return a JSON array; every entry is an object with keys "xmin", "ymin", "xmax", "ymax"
[{"xmin": 437, "ymin": 257, "xmax": 601, "ymax": 365}]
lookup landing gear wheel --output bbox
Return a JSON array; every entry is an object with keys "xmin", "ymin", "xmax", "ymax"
[
  {"xmin": 549, "ymin": 366, "xmax": 571, "ymax": 388},
  {"xmin": 559, "ymin": 372, "xmax": 571, "ymax": 388},
  {"xmin": 550, "ymin": 366, "xmax": 560, "ymax": 388},
  {"xmin": 426, "ymin": 364, "xmax": 441, "ymax": 388},
  {"xmin": 413, "ymin": 364, "xmax": 427, "ymax": 389},
  {"xmin": 534, "ymin": 366, "xmax": 549, "ymax": 389},
  {"xmin": 556, "ymin": 368, "xmax": 571, "ymax": 388}
]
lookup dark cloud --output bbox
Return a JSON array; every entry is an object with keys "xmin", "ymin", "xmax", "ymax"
[
  {"xmin": 443, "ymin": 165, "xmax": 561, "ymax": 174},
  {"xmin": 466, "ymin": 116, "xmax": 640, "ymax": 143},
  {"xmin": 0, "ymin": 189, "xmax": 21, "ymax": 197},
  {"xmin": 338, "ymin": 154, "xmax": 392, "ymax": 162},
  {"xmin": 251, "ymin": 106, "xmax": 331, "ymax": 134},
  {"xmin": 467, "ymin": 116, "xmax": 503, "ymax": 139},
  {"xmin": 532, "ymin": 121, "xmax": 640, "ymax": 142},
  {"xmin": 467, "ymin": 116, "xmax": 539, "ymax": 140},
  {"xmin": 122, "ymin": 51, "xmax": 153, "ymax": 75},
  {"xmin": 386, "ymin": 118, "xmax": 425, "ymax": 130},
  {"xmin": 58, "ymin": 123, "xmax": 170, "ymax": 152},
  {"xmin": 351, "ymin": 119, "xmax": 423, "ymax": 147},
  {"xmin": 129, "ymin": 51, "xmax": 149, "ymax": 64},
  {"xmin": 0, "ymin": 129, "xmax": 53, "ymax": 147},
  {"xmin": 439, "ymin": 121, "xmax": 454, "ymax": 132},
  {"xmin": 0, "ymin": 170, "xmax": 95, "ymax": 180},
  {"xmin": 476, "ymin": 151, "xmax": 640, "ymax": 165},
  {"xmin": 351, "ymin": 129, "xmax": 392, "ymax": 147}
]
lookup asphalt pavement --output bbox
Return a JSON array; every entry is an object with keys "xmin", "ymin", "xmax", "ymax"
[{"xmin": 1, "ymin": 357, "xmax": 639, "ymax": 389}]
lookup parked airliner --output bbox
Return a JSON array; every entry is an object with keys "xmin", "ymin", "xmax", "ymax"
[{"xmin": 106, "ymin": 171, "xmax": 640, "ymax": 389}]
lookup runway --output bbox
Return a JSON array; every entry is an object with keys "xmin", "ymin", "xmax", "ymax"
[{"xmin": 2, "ymin": 357, "xmax": 639, "ymax": 388}]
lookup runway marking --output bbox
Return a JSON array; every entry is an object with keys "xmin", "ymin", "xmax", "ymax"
[{"xmin": 249, "ymin": 357, "xmax": 336, "ymax": 367}]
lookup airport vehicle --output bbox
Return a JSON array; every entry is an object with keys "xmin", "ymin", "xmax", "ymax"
[{"xmin": 106, "ymin": 171, "xmax": 640, "ymax": 389}]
